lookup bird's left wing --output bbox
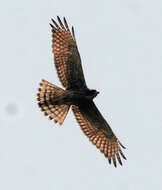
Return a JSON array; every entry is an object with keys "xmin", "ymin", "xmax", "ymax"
[
  {"xmin": 72, "ymin": 101, "xmax": 126, "ymax": 167},
  {"xmin": 50, "ymin": 17, "xmax": 87, "ymax": 90}
]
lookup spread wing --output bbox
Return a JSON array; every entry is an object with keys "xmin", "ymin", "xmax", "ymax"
[
  {"xmin": 72, "ymin": 101, "xmax": 126, "ymax": 167},
  {"xmin": 50, "ymin": 16, "xmax": 87, "ymax": 90}
]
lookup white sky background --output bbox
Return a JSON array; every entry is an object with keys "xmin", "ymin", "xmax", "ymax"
[{"xmin": 0, "ymin": 0, "xmax": 162, "ymax": 189}]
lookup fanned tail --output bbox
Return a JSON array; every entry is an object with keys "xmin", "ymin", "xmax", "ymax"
[{"xmin": 37, "ymin": 79, "xmax": 70, "ymax": 125}]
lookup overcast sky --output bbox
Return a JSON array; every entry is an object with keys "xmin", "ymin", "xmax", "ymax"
[{"xmin": 0, "ymin": 0, "xmax": 162, "ymax": 189}]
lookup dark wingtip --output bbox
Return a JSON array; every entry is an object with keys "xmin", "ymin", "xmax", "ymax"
[
  {"xmin": 49, "ymin": 23, "xmax": 54, "ymax": 28},
  {"xmin": 57, "ymin": 16, "xmax": 61, "ymax": 23},
  {"xmin": 57, "ymin": 15, "xmax": 60, "ymax": 20},
  {"xmin": 63, "ymin": 17, "xmax": 69, "ymax": 30},
  {"xmin": 113, "ymin": 156, "xmax": 117, "ymax": 167},
  {"xmin": 119, "ymin": 149, "xmax": 127, "ymax": 160},
  {"xmin": 108, "ymin": 158, "xmax": 111, "ymax": 165},
  {"xmin": 119, "ymin": 141, "xmax": 126, "ymax": 149},
  {"xmin": 116, "ymin": 153, "xmax": 123, "ymax": 166},
  {"xmin": 72, "ymin": 26, "xmax": 75, "ymax": 37},
  {"xmin": 63, "ymin": 16, "xmax": 66, "ymax": 22},
  {"xmin": 57, "ymin": 16, "xmax": 65, "ymax": 29},
  {"xmin": 51, "ymin": 18, "xmax": 59, "ymax": 27}
]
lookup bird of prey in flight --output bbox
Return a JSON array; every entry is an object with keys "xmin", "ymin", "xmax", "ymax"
[{"xmin": 37, "ymin": 16, "xmax": 126, "ymax": 167}]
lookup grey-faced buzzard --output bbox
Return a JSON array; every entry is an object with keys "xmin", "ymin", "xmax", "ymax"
[{"xmin": 37, "ymin": 16, "xmax": 126, "ymax": 167}]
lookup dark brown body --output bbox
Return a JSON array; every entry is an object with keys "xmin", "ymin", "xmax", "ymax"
[{"xmin": 54, "ymin": 88, "xmax": 99, "ymax": 106}]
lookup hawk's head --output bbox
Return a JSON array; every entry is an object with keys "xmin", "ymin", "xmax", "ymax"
[{"xmin": 87, "ymin": 89, "xmax": 99, "ymax": 99}]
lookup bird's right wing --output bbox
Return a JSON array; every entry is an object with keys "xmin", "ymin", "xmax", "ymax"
[
  {"xmin": 72, "ymin": 101, "xmax": 126, "ymax": 167},
  {"xmin": 50, "ymin": 17, "xmax": 87, "ymax": 90}
]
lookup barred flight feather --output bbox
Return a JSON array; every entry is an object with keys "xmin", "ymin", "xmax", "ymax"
[{"xmin": 72, "ymin": 105, "xmax": 126, "ymax": 167}]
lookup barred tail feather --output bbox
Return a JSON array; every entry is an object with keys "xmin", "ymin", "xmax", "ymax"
[{"xmin": 37, "ymin": 79, "xmax": 70, "ymax": 125}]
